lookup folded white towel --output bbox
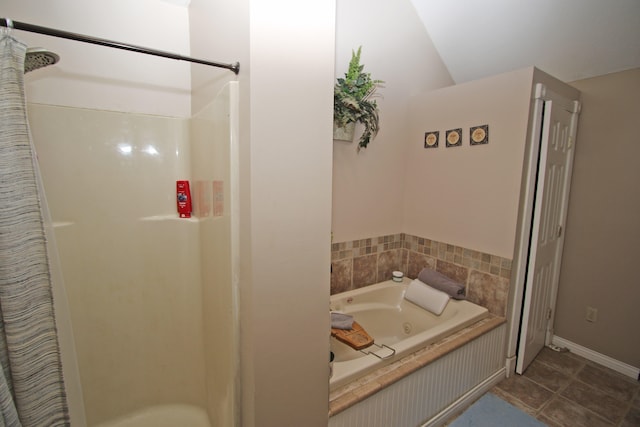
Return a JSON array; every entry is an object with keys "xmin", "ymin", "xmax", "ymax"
[{"xmin": 405, "ymin": 279, "xmax": 450, "ymax": 315}]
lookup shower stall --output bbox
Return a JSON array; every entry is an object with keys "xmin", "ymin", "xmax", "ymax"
[{"xmin": 1, "ymin": 17, "xmax": 240, "ymax": 427}]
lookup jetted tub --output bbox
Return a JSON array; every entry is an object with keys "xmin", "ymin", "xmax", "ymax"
[{"xmin": 330, "ymin": 278, "xmax": 489, "ymax": 390}]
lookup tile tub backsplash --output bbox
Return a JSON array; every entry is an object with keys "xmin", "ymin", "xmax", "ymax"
[{"xmin": 331, "ymin": 233, "xmax": 512, "ymax": 317}]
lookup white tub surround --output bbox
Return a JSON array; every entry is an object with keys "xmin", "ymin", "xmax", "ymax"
[
  {"xmin": 330, "ymin": 314, "xmax": 505, "ymax": 417},
  {"xmin": 329, "ymin": 320, "xmax": 506, "ymax": 426}
]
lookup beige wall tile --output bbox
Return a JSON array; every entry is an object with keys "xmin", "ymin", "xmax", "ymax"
[
  {"xmin": 353, "ymin": 254, "xmax": 378, "ymax": 288},
  {"xmin": 467, "ymin": 270, "xmax": 510, "ymax": 316},
  {"xmin": 332, "ymin": 234, "xmax": 512, "ymax": 319}
]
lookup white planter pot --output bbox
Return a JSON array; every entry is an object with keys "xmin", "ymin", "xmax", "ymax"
[{"xmin": 333, "ymin": 122, "xmax": 355, "ymax": 141}]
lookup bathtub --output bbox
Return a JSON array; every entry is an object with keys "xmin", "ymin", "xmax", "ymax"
[{"xmin": 330, "ymin": 278, "xmax": 489, "ymax": 390}]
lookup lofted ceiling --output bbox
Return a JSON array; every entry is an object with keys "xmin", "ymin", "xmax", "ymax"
[{"xmin": 409, "ymin": 0, "xmax": 640, "ymax": 84}]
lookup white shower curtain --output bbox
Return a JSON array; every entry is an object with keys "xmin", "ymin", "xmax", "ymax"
[{"xmin": 0, "ymin": 32, "xmax": 70, "ymax": 426}]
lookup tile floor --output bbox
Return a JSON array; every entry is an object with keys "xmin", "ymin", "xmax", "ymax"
[{"xmin": 488, "ymin": 347, "xmax": 640, "ymax": 427}]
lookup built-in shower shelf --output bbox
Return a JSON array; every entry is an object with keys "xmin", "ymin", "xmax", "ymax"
[
  {"xmin": 139, "ymin": 215, "xmax": 200, "ymax": 223},
  {"xmin": 52, "ymin": 221, "xmax": 74, "ymax": 228}
]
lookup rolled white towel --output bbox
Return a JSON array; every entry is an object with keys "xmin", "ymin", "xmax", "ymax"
[{"xmin": 404, "ymin": 278, "xmax": 450, "ymax": 315}]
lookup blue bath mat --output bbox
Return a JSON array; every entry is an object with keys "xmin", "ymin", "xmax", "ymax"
[{"xmin": 448, "ymin": 393, "xmax": 546, "ymax": 427}]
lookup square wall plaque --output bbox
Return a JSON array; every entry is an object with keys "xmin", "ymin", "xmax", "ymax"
[
  {"xmin": 424, "ymin": 131, "xmax": 439, "ymax": 148},
  {"xmin": 445, "ymin": 128, "xmax": 462, "ymax": 147},
  {"xmin": 470, "ymin": 125, "xmax": 489, "ymax": 145}
]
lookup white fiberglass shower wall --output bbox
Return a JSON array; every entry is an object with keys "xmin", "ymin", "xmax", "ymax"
[
  {"xmin": 5, "ymin": 0, "xmax": 240, "ymax": 425},
  {"xmin": 27, "ymin": 83, "xmax": 239, "ymax": 426}
]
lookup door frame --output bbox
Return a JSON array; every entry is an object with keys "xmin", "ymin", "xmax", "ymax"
[{"xmin": 505, "ymin": 83, "xmax": 581, "ymax": 374}]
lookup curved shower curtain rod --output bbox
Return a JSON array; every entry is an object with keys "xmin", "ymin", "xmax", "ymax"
[{"xmin": 1, "ymin": 17, "xmax": 240, "ymax": 75}]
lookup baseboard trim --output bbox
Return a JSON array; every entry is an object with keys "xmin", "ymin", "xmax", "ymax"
[
  {"xmin": 552, "ymin": 335, "xmax": 639, "ymax": 380},
  {"xmin": 421, "ymin": 368, "xmax": 506, "ymax": 427},
  {"xmin": 504, "ymin": 356, "xmax": 517, "ymax": 377}
]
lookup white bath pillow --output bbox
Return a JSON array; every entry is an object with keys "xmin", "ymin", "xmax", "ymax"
[{"xmin": 405, "ymin": 279, "xmax": 450, "ymax": 315}]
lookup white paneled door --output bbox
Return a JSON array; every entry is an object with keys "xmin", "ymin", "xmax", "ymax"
[{"xmin": 516, "ymin": 87, "xmax": 581, "ymax": 374}]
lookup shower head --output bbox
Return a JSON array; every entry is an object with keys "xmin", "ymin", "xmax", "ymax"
[{"xmin": 24, "ymin": 47, "xmax": 59, "ymax": 73}]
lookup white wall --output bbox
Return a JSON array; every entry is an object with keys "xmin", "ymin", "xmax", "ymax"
[
  {"xmin": 246, "ymin": 1, "xmax": 335, "ymax": 425},
  {"xmin": 332, "ymin": 0, "xmax": 454, "ymax": 243},
  {"xmin": 189, "ymin": 0, "xmax": 246, "ymax": 114},
  {"xmin": 188, "ymin": 2, "xmax": 246, "ymax": 423},
  {"xmin": 4, "ymin": 0, "xmax": 191, "ymax": 117},
  {"xmin": 193, "ymin": 0, "xmax": 339, "ymax": 425},
  {"xmin": 404, "ymin": 68, "xmax": 534, "ymax": 258}
]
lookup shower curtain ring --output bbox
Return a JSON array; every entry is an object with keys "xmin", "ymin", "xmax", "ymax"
[{"xmin": 1, "ymin": 18, "xmax": 13, "ymax": 35}]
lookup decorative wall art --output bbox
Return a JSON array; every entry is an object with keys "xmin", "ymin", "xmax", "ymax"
[
  {"xmin": 445, "ymin": 128, "xmax": 462, "ymax": 147},
  {"xmin": 470, "ymin": 125, "xmax": 489, "ymax": 145},
  {"xmin": 424, "ymin": 131, "xmax": 439, "ymax": 148}
]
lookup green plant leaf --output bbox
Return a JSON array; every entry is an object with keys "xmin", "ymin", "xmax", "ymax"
[{"xmin": 334, "ymin": 46, "xmax": 384, "ymax": 151}]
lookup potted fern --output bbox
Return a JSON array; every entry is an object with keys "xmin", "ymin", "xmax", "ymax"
[{"xmin": 333, "ymin": 46, "xmax": 384, "ymax": 151}]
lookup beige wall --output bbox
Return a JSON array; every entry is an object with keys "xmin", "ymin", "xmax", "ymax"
[
  {"xmin": 555, "ymin": 68, "xmax": 640, "ymax": 367},
  {"xmin": 332, "ymin": 0, "xmax": 454, "ymax": 243},
  {"xmin": 192, "ymin": 2, "xmax": 337, "ymax": 424},
  {"xmin": 189, "ymin": 0, "xmax": 247, "ymax": 115},
  {"xmin": 246, "ymin": 1, "xmax": 335, "ymax": 426},
  {"xmin": 404, "ymin": 68, "xmax": 534, "ymax": 259},
  {"xmin": 4, "ymin": 0, "xmax": 192, "ymax": 117}
]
